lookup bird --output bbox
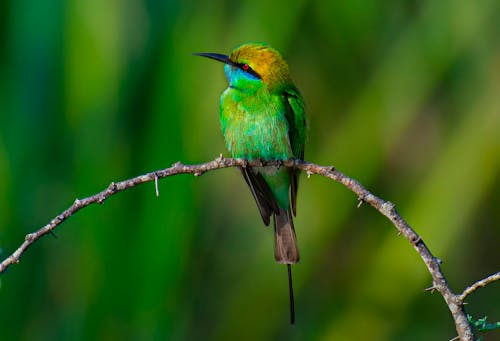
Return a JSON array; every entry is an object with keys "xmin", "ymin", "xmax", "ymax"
[{"xmin": 194, "ymin": 42, "xmax": 306, "ymax": 324}]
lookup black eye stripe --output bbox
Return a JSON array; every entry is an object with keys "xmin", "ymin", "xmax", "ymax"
[{"xmin": 237, "ymin": 63, "xmax": 261, "ymax": 79}]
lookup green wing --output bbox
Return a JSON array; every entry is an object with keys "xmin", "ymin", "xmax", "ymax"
[
  {"xmin": 283, "ymin": 86, "xmax": 306, "ymax": 215},
  {"xmin": 284, "ymin": 86, "xmax": 306, "ymax": 159},
  {"xmin": 238, "ymin": 86, "xmax": 306, "ymax": 221}
]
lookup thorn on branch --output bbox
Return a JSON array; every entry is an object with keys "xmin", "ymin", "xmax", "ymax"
[
  {"xmin": 425, "ymin": 285, "xmax": 436, "ymax": 293},
  {"xmin": 357, "ymin": 197, "xmax": 364, "ymax": 208},
  {"xmin": 154, "ymin": 173, "xmax": 160, "ymax": 197},
  {"xmin": 306, "ymin": 170, "xmax": 313, "ymax": 178},
  {"xmin": 49, "ymin": 230, "xmax": 58, "ymax": 239},
  {"xmin": 107, "ymin": 183, "xmax": 118, "ymax": 195}
]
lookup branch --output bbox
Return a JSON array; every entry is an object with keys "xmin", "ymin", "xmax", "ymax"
[
  {"xmin": 0, "ymin": 156, "xmax": 497, "ymax": 340},
  {"xmin": 460, "ymin": 271, "xmax": 500, "ymax": 301}
]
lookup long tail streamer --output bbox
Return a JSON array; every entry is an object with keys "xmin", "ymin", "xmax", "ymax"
[{"xmin": 287, "ymin": 264, "xmax": 295, "ymax": 324}]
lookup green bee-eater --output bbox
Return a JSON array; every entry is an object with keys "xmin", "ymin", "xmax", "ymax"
[{"xmin": 195, "ymin": 43, "xmax": 306, "ymax": 324}]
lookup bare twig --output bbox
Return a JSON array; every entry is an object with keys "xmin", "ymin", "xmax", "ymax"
[
  {"xmin": 460, "ymin": 271, "xmax": 500, "ymax": 302},
  {"xmin": 0, "ymin": 157, "xmax": 497, "ymax": 340}
]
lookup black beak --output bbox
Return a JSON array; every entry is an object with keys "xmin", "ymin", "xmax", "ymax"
[{"xmin": 193, "ymin": 52, "xmax": 234, "ymax": 66}]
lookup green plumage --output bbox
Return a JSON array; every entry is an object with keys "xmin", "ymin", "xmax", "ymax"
[{"xmin": 195, "ymin": 42, "xmax": 306, "ymax": 324}]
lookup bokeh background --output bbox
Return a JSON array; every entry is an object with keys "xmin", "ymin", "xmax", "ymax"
[{"xmin": 1, "ymin": 1, "xmax": 499, "ymax": 340}]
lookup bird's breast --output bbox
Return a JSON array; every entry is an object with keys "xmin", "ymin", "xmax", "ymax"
[{"xmin": 220, "ymin": 89, "xmax": 292, "ymax": 160}]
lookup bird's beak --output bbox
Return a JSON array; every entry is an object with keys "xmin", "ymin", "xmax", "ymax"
[{"xmin": 193, "ymin": 52, "xmax": 233, "ymax": 65}]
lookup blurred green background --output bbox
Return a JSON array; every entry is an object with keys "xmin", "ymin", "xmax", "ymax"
[{"xmin": 1, "ymin": 0, "xmax": 499, "ymax": 340}]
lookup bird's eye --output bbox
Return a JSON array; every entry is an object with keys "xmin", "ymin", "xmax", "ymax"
[{"xmin": 238, "ymin": 63, "xmax": 261, "ymax": 79}]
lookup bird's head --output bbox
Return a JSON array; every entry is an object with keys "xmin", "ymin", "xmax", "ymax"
[{"xmin": 194, "ymin": 43, "xmax": 292, "ymax": 93}]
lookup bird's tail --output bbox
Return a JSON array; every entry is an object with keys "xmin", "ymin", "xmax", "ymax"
[
  {"xmin": 274, "ymin": 207, "xmax": 299, "ymax": 264},
  {"xmin": 274, "ymin": 207, "xmax": 299, "ymax": 324}
]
